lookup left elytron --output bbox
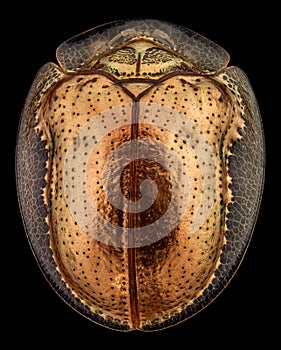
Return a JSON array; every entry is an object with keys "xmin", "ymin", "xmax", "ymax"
[{"xmin": 16, "ymin": 19, "xmax": 265, "ymax": 331}]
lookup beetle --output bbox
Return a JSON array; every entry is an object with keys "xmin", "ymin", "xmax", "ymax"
[{"xmin": 16, "ymin": 19, "xmax": 265, "ymax": 331}]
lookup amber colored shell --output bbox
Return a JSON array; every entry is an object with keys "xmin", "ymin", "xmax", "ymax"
[{"xmin": 16, "ymin": 19, "xmax": 265, "ymax": 331}]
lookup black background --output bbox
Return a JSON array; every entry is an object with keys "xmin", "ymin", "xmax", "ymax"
[{"xmin": 6, "ymin": 2, "xmax": 275, "ymax": 347}]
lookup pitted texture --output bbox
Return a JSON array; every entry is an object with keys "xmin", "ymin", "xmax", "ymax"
[{"xmin": 16, "ymin": 20, "xmax": 265, "ymax": 331}]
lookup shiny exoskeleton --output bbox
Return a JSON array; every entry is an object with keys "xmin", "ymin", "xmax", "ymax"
[{"xmin": 16, "ymin": 19, "xmax": 265, "ymax": 331}]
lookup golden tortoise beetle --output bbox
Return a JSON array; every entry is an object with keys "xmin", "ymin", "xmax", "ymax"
[{"xmin": 16, "ymin": 19, "xmax": 265, "ymax": 331}]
